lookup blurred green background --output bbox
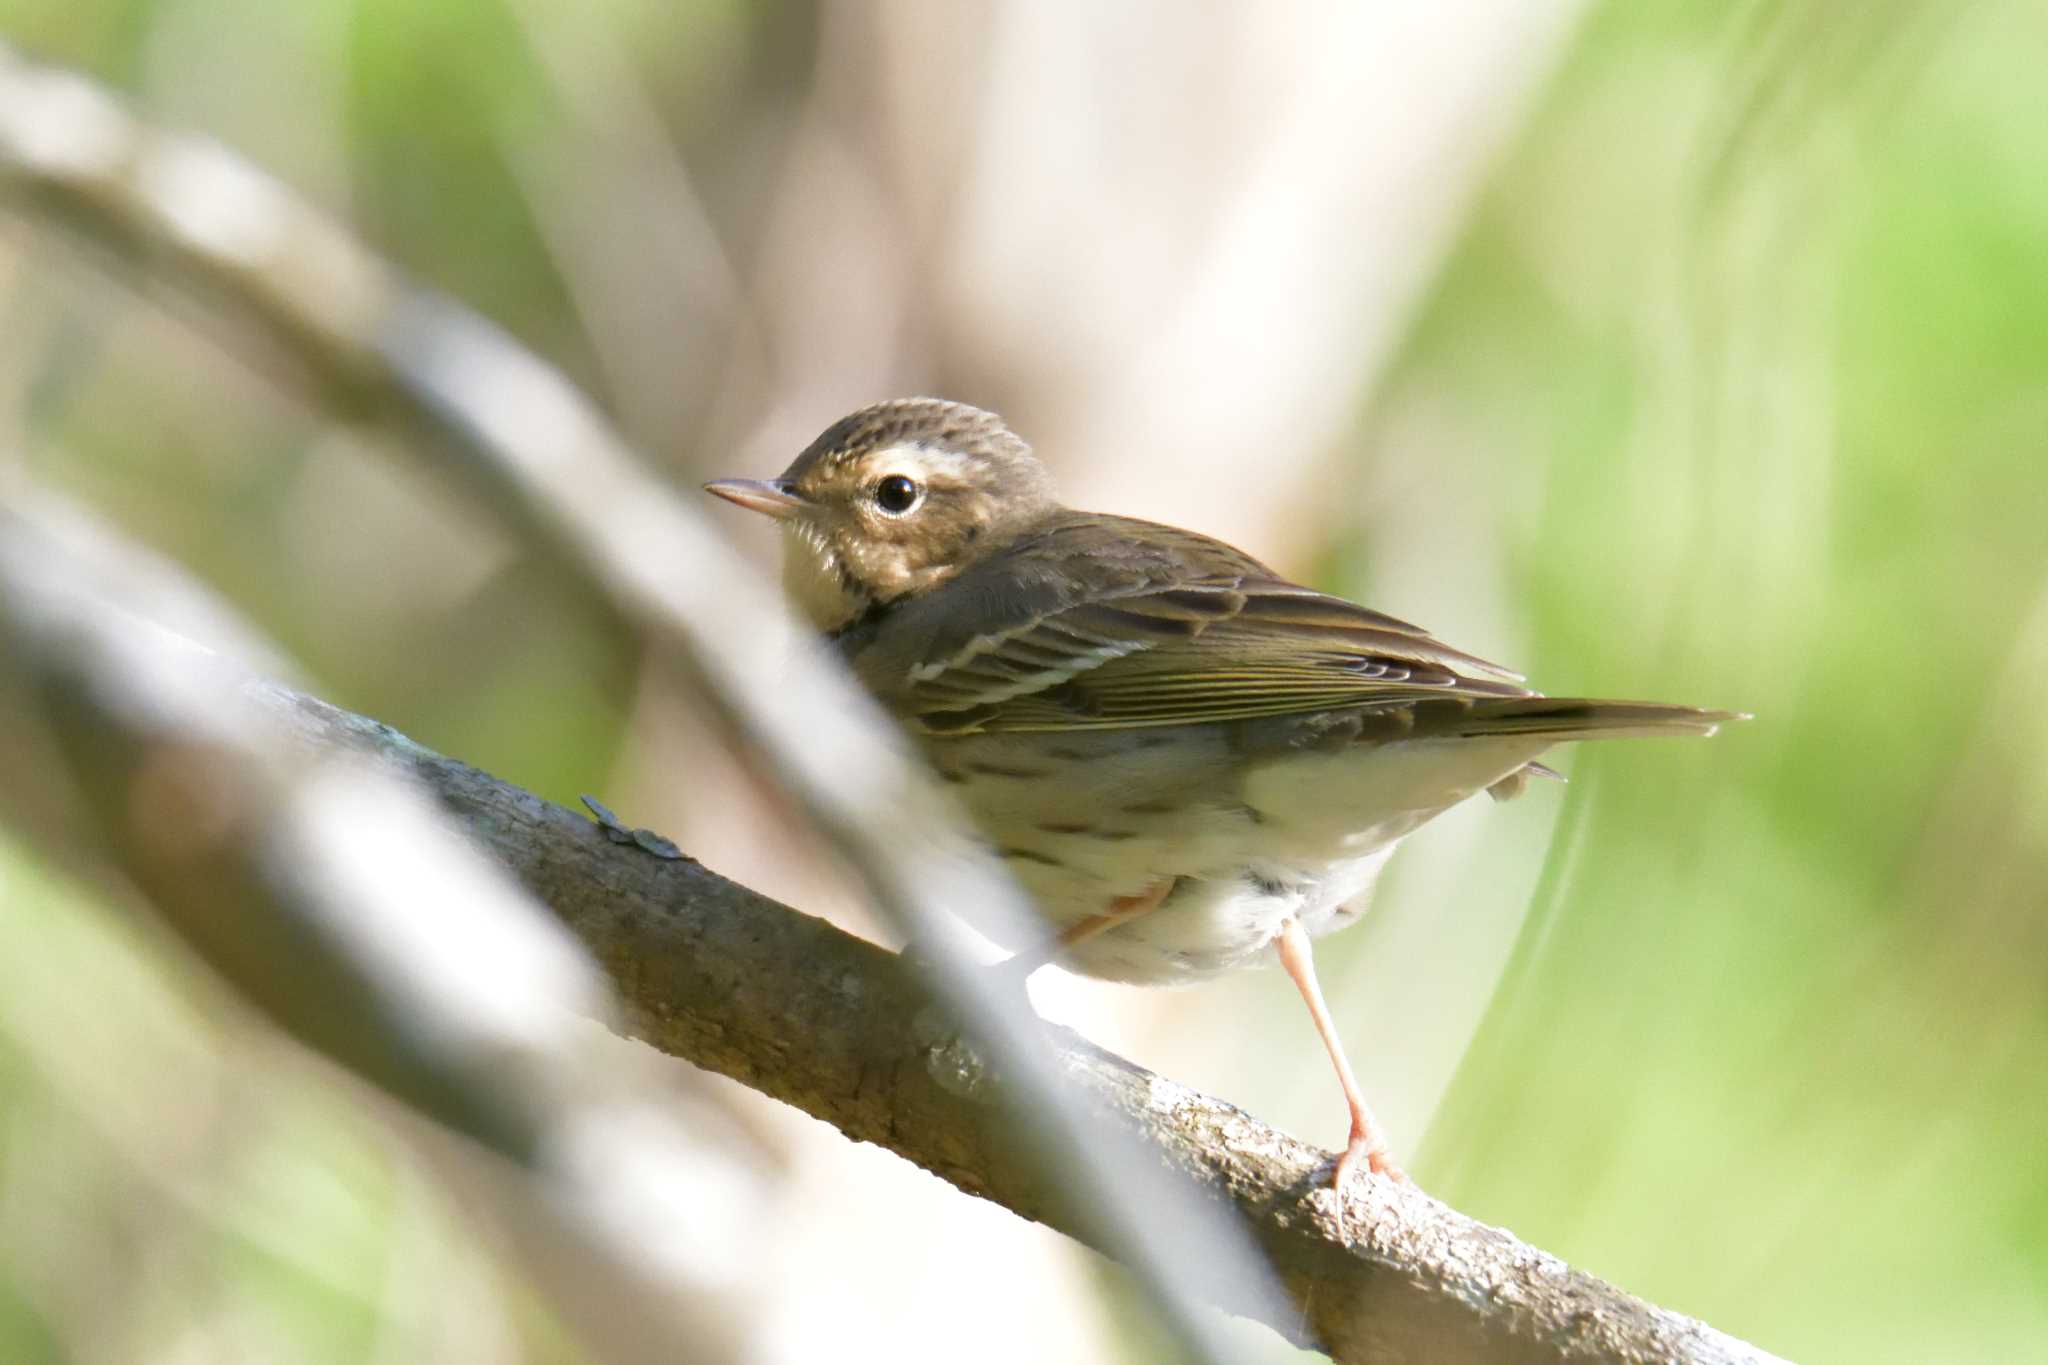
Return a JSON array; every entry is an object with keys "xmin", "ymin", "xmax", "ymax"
[{"xmin": 2, "ymin": 1, "xmax": 2044, "ymax": 1361}]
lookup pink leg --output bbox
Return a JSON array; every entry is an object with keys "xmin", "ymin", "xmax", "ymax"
[{"xmin": 1275, "ymin": 916, "xmax": 1405, "ymax": 1210}]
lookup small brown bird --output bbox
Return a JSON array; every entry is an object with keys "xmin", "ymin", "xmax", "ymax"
[{"xmin": 708, "ymin": 398, "xmax": 1737, "ymax": 1198}]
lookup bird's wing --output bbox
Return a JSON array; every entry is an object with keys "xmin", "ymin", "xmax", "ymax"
[{"xmin": 857, "ymin": 515, "xmax": 1533, "ymax": 735}]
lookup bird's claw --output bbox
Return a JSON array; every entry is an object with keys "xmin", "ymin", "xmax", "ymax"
[{"xmin": 1325, "ymin": 1128, "xmax": 1406, "ymax": 1240}]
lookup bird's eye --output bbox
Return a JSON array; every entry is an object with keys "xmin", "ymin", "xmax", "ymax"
[{"xmin": 873, "ymin": 475, "xmax": 923, "ymax": 514}]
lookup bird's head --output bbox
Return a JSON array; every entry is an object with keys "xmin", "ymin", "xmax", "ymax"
[{"xmin": 706, "ymin": 398, "xmax": 1057, "ymax": 631}]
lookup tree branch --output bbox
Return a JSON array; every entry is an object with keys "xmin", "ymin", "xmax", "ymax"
[{"xmin": 260, "ymin": 680, "xmax": 1781, "ymax": 1365}]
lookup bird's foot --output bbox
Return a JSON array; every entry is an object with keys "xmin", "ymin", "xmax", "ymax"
[
  {"xmin": 1332, "ymin": 1127, "xmax": 1406, "ymax": 1191},
  {"xmin": 1325, "ymin": 1123, "xmax": 1406, "ymax": 1240}
]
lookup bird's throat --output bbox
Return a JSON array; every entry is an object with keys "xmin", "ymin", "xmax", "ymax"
[{"xmin": 780, "ymin": 528, "xmax": 872, "ymax": 633}]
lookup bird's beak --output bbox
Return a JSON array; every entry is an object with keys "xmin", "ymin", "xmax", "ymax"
[{"xmin": 704, "ymin": 478, "xmax": 807, "ymax": 520}]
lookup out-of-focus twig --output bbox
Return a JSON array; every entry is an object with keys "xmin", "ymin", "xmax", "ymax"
[
  {"xmin": 92, "ymin": 644, "xmax": 1773, "ymax": 1365},
  {"xmin": 0, "ymin": 499, "xmax": 765, "ymax": 1365},
  {"xmin": 0, "ymin": 42, "xmax": 1278, "ymax": 1361}
]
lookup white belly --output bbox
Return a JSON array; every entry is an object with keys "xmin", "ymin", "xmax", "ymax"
[{"xmin": 927, "ymin": 725, "xmax": 1551, "ymax": 983}]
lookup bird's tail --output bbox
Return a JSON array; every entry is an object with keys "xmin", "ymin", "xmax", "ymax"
[{"xmin": 1442, "ymin": 696, "xmax": 1746, "ymax": 742}]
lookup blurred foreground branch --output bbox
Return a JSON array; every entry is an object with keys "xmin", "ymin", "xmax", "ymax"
[{"xmin": 0, "ymin": 504, "xmax": 767, "ymax": 1364}]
